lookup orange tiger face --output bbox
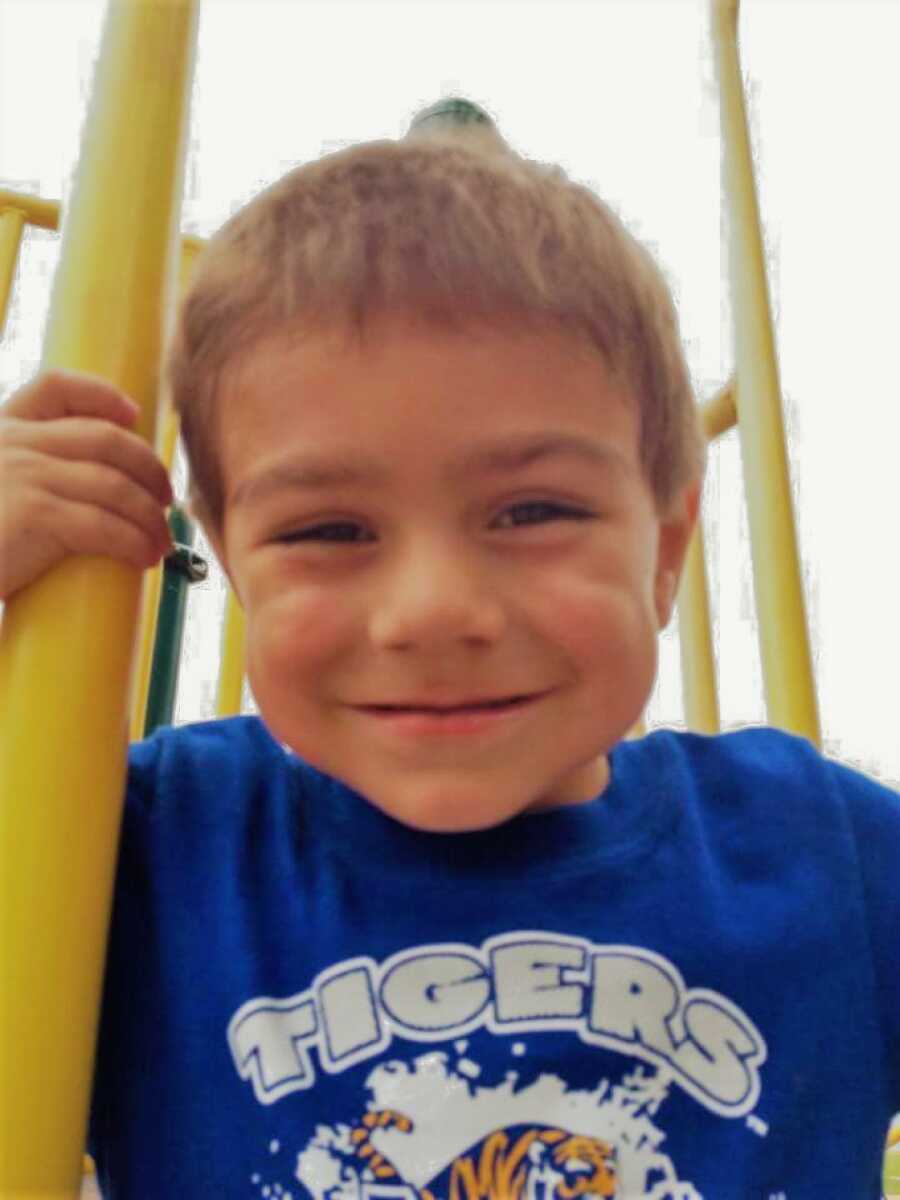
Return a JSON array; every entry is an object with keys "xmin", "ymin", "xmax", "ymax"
[{"xmin": 549, "ymin": 1133, "xmax": 618, "ymax": 1199}]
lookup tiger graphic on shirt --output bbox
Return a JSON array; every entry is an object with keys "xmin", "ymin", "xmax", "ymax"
[{"xmin": 346, "ymin": 1108, "xmax": 618, "ymax": 1200}]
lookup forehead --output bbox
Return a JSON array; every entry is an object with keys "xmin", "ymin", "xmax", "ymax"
[
  {"xmin": 217, "ymin": 320, "xmax": 641, "ymax": 501},
  {"xmin": 224, "ymin": 317, "xmax": 633, "ymax": 409}
]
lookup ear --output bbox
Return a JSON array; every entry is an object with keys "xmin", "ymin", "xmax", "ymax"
[{"xmin": 654, "ymin": 476, "xmax": 702, "ymax": 630}]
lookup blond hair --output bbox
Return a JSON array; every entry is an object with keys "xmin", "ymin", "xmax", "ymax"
[{"xmin": 166, "ymin": 105, "xmax": 707, "ymax": 537}]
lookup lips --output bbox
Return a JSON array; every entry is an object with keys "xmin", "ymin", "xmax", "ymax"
[{"xmin": 367, "ymin": 694, "xmax": 534, "ymax": 713}]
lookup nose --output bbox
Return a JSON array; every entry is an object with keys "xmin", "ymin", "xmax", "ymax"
[{"xmin": 366, "ymin": 540, "xmax": 507, "ymax": 648}]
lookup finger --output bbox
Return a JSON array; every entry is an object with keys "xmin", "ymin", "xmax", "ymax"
[
  {"xmin": 39, "ymin": 455, "xmax": 176, "ymax": 555},
  {"xmin": 1, "ymin": 369, "xmax": 140, "ymax": 427},
  {"xmin": 3, "ymin": 414, "xmax": 174, "ymax": 508},
  {"xmin": 45, "ymin": 493, "xmax": 174, "ymax": 572}
]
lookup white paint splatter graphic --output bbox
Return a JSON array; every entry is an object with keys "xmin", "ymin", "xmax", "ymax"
[{"xmin": 288, "ymin": 1047, "xmax": 703, "ymax": 1199}]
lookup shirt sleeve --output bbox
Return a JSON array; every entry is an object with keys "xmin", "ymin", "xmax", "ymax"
[{"xmin": 828, "ymin": 753, "xmax": 900, "ymax": 1113}]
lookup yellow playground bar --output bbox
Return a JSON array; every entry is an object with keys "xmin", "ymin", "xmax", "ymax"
[{"xmin": 0, "ymin": 0, "xmax": 894, "ymax": 1195}]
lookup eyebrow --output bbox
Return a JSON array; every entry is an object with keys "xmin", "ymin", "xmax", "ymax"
[{"xmin": 231, "ymin": 432, "xmax": 630, "ymax": 510}]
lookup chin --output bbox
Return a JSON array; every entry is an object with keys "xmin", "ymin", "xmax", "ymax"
[{"xmin": 385, "ymin": 798, "xmax": 519, "ymax": 836}]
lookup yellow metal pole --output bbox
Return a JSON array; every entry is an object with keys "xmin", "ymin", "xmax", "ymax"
[
  {"xmin": 710, "ymin": 0, "xmax": 821, "ymax": 747},
  {"xmin": 626, "ymin": 715, "xmax": 646, "ymax": 740},
  {"xmin": 677, "ymin": 513, "xmax": 721, "ymax": 734},
  {"xmin": 0, "ymin": 205, "xmax": 26, "ymax": 340},
  {"xmin": 0, "ymin": 189, "xmax": 60, "ymax": 233},
  {"xmin": 701, "ymin": 380, "xmax": 737, "ymax": 441},
  {"xmin": 216, "ymin": 589, "xmax": 248, "ymax": 717},
  {"xmin": 0, "ymin": 187, "xmax": 205, "ymax": 254},
  {"xmin": 0, "ymin": 2, "xmax": 199, "ymax": 1195},
  {"xmin": 674, "ymin": 384, "xmax": 738, "ymax": 736}
]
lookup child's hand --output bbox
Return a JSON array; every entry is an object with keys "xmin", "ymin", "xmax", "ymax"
[{"xmin": 0, "ymin": 370, "xmax": 175, "ymax": 602}]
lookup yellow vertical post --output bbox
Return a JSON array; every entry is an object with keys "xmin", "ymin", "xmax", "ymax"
[
  {"xmin": 216, "ymin": 589, "xmax": 249, "ymax": 717},
  {"xmin": 0, "ymin": 205, "xmax": 26, "ymax": 339},
  {"xmin": 677, "ymin": 513, "xmax": 721, "ymax": 734},
  {"xmin": 674, "ymin": 386, "xmax": 739, "ymax": 734},
  {"xmin": 626, "ymin": 715, "xmax": 646, "ymax": 740},
  {"xmin": 0, "ymin": 2, "xmax": 199, "ymax": 1195},
  {"xmin": 710, "ymin": 0, "xmax": 821, "ymax": 746}
]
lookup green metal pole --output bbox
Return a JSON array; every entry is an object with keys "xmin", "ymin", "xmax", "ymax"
[{"xmin": 143, "ymin": 503, "xmax": 208, "ymax": 736}]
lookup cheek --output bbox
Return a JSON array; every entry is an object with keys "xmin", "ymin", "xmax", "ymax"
[
  {"xmin": 535, "ymin": 565, "xmax": 649, "ymax": 657},
  {"xmin": 247, "ymin": 588, "xmax": 352, "ymax": 677}
]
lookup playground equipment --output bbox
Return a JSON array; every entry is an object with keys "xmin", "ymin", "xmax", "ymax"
[{"xmin": 7, "ymin": 0, "xmax": 892, "ymax": 1195}]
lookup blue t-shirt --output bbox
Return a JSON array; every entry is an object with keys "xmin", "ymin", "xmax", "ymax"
[{"xmin": 87, "ymin": 717, "xmax": 900, "ymax": 1198}]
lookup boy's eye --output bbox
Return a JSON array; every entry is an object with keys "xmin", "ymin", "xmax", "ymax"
[
  {"xmin": 275, "ymin": 501, "xmax": 593, "ymax": 545},
  {"xmin": 492, "ymin": 501, "xmax": 593, "ymax": 530}
]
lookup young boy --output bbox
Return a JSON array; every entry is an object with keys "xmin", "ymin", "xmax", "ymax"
[{"xmin": 2, "ymin": 103, "xmax": 898, "ymax": 1199}]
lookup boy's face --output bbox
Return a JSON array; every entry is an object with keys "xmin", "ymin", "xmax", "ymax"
[{"xmin": 205, "ymin": 316, "xmax": 700, "ymax": 832}]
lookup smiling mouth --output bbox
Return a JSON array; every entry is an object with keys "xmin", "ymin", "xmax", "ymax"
[{"xmin": 364, "ymin": 695, "xmax": 536, "ymax": 714}]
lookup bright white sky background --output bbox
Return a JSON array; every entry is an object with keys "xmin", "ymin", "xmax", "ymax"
[{"xmin": 0, "ymin": 0, "xmax": 897, "ymax": 791}]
